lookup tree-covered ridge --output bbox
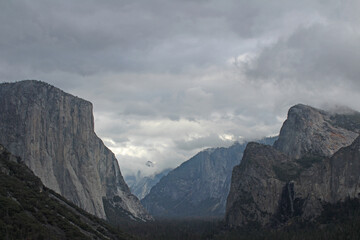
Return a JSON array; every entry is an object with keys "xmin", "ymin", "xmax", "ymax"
[{"xmin": 0, "ymin": 144, "xmax": 133, "ymax": 240}]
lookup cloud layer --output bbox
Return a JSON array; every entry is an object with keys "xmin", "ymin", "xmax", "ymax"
[{"xmin": 1, "ymin": 0, "xmax": 360, "ymax": 177}]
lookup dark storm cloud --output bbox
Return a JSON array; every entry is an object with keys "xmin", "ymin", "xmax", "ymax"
[{"xmin": 0, "ymin": 0, "xmax": 235, "ymax": 74}]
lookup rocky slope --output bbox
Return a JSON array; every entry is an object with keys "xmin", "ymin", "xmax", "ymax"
[
  {"xmin": 0, "ymin": 144, "xmax": 133, "ymax": 240},
  {"xmin": 226, "ymin": 104, "xmax": 360, "ymax": 227},
  {"xmin": 141, "ymin": 137, "xmax": 277, "ymax": 219},
  {"xmin": 0, "ymin": 80, "xmax": 151, "ymax": 222}
]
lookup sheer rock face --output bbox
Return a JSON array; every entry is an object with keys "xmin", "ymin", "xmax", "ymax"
[
  {"xmin": 292, "ymin": 136, "xmax": 360, "ymax": 219},
  {"xmin": 0, "ymin": 80, "xmax": 151, "ymax": 221},
  {"xmin": 226, "ymin": 143, "xmax": 289, "ymax": 226},
  {"xmin": 141, "ymin": 143, "xmax": 247, "ymax": 218},
  {"xmin": 327, "ymin": 136, "xmax": 360, "ymax": 201},
  {"xmin": 226, "ymin": 104, "xmax": 360, "ymax": 227},
  {"xmin": 274, "ymin": 104, "xmax": 359, "ymax": 159}
]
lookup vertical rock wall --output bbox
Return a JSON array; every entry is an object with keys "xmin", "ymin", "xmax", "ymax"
[{"xmin": 0, "ymin": 80, "xmax": 151, "ymax": 221}]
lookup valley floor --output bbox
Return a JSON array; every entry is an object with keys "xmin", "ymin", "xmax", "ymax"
[{"xmin": 119, "ymin": 198, "xmax": 360, "ymax": 240}]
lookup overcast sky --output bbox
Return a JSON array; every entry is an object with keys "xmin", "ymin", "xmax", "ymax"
[{"xmin": 1, "ymin": 0, "xmax": 360, "ymax": 178}]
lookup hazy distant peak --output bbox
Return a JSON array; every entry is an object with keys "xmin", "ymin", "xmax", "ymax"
[
  {"xmin": 324, "ymin": 105, "xmax": 359, "ymax": 115},
  {"xmin": 201, "ymin": 147, "xmax": 217, "ymax": 154},
  {"xmin": 289, "ymin": 103, "xmax": 359, "ymax": 117}
]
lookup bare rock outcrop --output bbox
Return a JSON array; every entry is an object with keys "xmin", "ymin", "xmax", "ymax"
[{"xmin": 274, "ymin": 104, "xmax": 359, "ymax": 159}]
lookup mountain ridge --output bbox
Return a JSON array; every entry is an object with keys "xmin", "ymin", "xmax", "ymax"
[{"xmin": 142, "ymin": 136, "xmax": 277, "ymax": 219}]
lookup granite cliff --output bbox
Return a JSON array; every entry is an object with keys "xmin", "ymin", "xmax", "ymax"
[
  {"xmin": 226, "ymin": 142, "xmax": 291, "ymax": 226},
  {"xmin": 274, "ymin": 104, "xmax": 359, "ymax": 159},
  {"xmin": 0, "ymin": 80, "xmax": 151, "ymax": 222},
  {"xmin": 226, "ymin": 104, "xmax": 360, "ymax": 227}
]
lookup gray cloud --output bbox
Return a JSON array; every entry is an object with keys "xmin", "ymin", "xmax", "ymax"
[
  {"xmin": 1, "ymin": 1, "xmax": 360, "ymax": 177},
  {"xmin": 175, "ymin": 133, "xmax": 235, "ymax": 151},
  {"xmin": 0, "ymin": 0, "xmax": 333, "ymax": 76},
  {"xmin": 244, "ymin": 24, "xmax": 360, "ymax": 88}
]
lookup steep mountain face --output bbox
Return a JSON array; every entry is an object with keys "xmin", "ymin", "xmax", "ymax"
[
  {"xmin": 126, "ymin": 169, "xmax": 172, "ymax": 200},
  {"xmin": 226, "ymin": 104, "xmax": 360, "ymax": 227},
  {"xmin": 226, "ymin": 143, "xmax": 291, "ymax": 226},
  {"xmin": 0, "ymin": 80, "xmax": 151, "ymax": 222},
  {"xmin": 274, "ymin": 104, "xmax": 359, "ymax": 159},
  {"xmin": 0, "ymin": 144, "xmax": 132, "ymax": 240},
  {"xmin": 141, "ymin": 137, "xmax": 277, "ymax": 219}
]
